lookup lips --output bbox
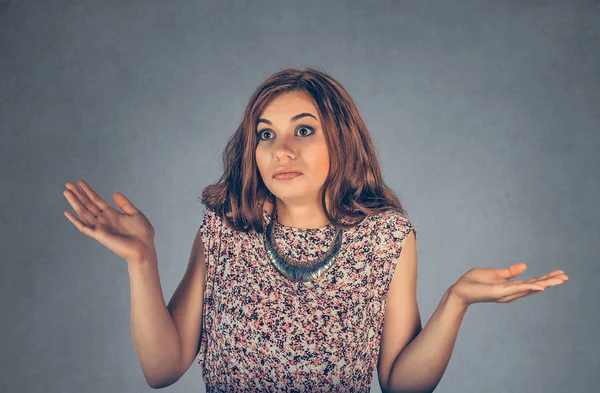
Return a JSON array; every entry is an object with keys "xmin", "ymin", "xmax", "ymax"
[
  {"xmin": 273, "ymin": 172, "xmax": 302, "ymax": 179},
  {"xmin": 272, "ymin": 169, "xmax": 302, "ymax": 178}
]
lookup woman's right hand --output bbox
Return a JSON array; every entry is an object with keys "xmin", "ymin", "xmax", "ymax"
[{"xmin": 63, "ymin": 180, "xmax": 157, "ymax": 264}]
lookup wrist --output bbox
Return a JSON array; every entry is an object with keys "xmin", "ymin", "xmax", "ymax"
[
  {"xmin": 127, "ymin": 253, "xmax": 158, "ymax": 272},
  {"xmin": 446, "ymin": 285, "xmax": 470, "ymax": 313}
]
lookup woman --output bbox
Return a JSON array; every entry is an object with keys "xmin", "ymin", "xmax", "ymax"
[{"xmin": 63, "ymin": 67, "xmax": 568, "ymax": 393}]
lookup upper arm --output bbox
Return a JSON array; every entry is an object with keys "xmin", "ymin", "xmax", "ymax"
[
  {"xmin": 377, "ymin": 228, "xmax": 421, "ymax": 392},
  {"xmin": 166, "ymin": 224, "xmax": 208, "ymax": 377}
]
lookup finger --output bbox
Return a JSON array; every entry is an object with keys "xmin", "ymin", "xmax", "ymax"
[
  {"xmin": 497, "ymin": 288, "xmax": 543, "ymax": 303},
  {"xmin": 496, "ymin": 262, "xmax": 527, "ymax": 279},
  {"xmin": 64, "ymin": 188, "xmax": 98, "ymax": 225},
  {"xmin": 542, "ymin": 276, "xmax": 568, "ymax": 286},
  {"xmin": 497, "ymin": 282, "xmax": 546, "ymax": 298},
  {"xmin": 507, "ymin": 277, "xmax": 567, "ymax": 296},
  {"xmin": 525, "ymin": 270, "xmax": 565, "ymax": 283},
  {"xmin": 525, "ymin": 275, "xmax": 568, "ymax": 287},
  {"xmin": 72, "ymin": 180, "xmax": 111, "ymax": 214},
  {"xmin": 512, "ymin": 273, "xmax": 567, "ymax": 288},
  {"xmin": 538, "ymin": 276, "xmax": 568, "ymax": 286},
  {"xmin": 65, "ymin": 182, "xmax": 103, "ymax": 219},
  {"xmin": 112, "ymin": 192, "xmax": 140, "ymax": 215},
  {"xmin": 64, "ymin": 210, "xmax": 98, "ymax": 239}
]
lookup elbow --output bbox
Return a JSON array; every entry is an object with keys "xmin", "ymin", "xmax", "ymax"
[
  {"xmin": 387, "ymin": 388, "xmax": 436, "ymax": 393},
  {"xmin": 144, "ymin": 369, "xmax": 183, "ymax": 389},
  {"xmin": 142, "ymin": 356, "xmax": 185, "ymax": 389},
  {"xmin": 146, "ymin": 376, "xmax": 178, "ymax": 390},
  {"xmin": 382, "ymin": 381, "xmax": 435, "ymax": 393},
  {"xmin": 145, "ymin": 376, "xmax": 164, "ymax": 389}
]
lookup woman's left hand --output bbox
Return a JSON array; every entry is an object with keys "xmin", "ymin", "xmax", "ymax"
[{"xmin": 449, "ymin": 262, "xmax": 569, "ymax": 307}]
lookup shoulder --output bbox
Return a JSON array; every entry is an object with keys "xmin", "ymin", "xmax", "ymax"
[
  {"xmin": 372, "ymin": 209, "xmax": 417, "ymax": 236},
  {"xmin": 368, "ymin": 210, "xmax": 417, "ymax": 256},
  {"xmin": 200, "ymin": 208, "xmax": 226, "ymax": 234},
  {"xmin": 201, "ymin": 207, "xmax": 220, "ymax": 223}
]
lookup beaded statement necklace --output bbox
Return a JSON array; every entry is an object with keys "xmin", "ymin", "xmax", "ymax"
[{"xmin": 263, "ymin": 206, "xmax": 343, "ymax": 283}]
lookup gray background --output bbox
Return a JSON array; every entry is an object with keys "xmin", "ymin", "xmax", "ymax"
[{"xmin": 1, "ymin": 0, "xmax": 598, "ymax": 392}]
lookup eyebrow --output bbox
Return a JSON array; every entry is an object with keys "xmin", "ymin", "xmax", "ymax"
[{"xmin": 257, "ymin": 112, "xmax": 318, "ymax": 126}]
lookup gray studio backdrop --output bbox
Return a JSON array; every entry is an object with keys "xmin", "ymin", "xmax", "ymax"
[{"xmin": 1, "ymin": 1, "xmax": 598, "ymax": 392}]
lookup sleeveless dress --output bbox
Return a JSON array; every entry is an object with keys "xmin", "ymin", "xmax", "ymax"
[{"xmin": 196, "ymin": 207, "xmax": 417, "ymax": 392}]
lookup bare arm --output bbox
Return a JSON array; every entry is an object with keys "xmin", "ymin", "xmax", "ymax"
[
  {"xmin": 128, "ymin": 226, "xmax": 207, "ymax": 388},
  {"xmin": 62, "ymin": 180, "xmax": 207, "ymax": 388},
  {"xmin": 384, "ymin": 289, "xmax": 468, "ymax": 393},
  {"xmin": 128, "ymin": 255, "xmax": 182, "ymax": 388}
]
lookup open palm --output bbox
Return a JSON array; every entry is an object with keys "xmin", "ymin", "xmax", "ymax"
[
  {"xmin": 63, "ymin": 179, "xmax": 156, "ymax": 263},
  {"xmin": 449, "ymin": 262, "xmax": 569, "ymax": 307}
]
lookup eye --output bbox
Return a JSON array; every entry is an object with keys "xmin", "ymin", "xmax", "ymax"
[{"xmin": 257, "ymin": 125, "xmax": 315, "ymax": 141}]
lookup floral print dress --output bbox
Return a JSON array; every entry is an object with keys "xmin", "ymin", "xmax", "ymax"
[{"xmin": 196, "ymin": 207, "xmax": 417, "ymax": 392}]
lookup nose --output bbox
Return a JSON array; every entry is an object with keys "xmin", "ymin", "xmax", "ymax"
[{"xmin": 272, "ymin": 135, "xmax": 297, "ymax": 160}]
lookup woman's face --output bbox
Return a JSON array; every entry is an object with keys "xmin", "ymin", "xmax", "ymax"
[{"xmin": 255, "ymin": 90, "xmax": 330, "ymax": 205}]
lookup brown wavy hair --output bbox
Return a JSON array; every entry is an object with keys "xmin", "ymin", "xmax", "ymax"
[{"xmin": 199, "ymin": 66, "xmax": 410, "ymax": 233}]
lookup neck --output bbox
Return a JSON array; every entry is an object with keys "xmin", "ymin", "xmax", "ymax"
[{"xmin": 264, "ymin": 198, "xmax": 331, "ymax": 229}]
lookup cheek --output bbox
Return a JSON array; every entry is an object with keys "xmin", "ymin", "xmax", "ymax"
[
  {"xmin": 255, "ymin": 149, "xmax": 267, "ymax": 175},
  {"xmin": 312, "ymin": 146, "xmax": 330, "ymax": 177}
]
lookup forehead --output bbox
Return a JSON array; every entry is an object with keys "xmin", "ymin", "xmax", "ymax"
[{"xmin": 259, "ymin": 90, "xmax": 319, "ymax": 120}]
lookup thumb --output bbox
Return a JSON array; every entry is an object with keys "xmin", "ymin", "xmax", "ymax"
[
  {"xmin": 496, "ymin": 262, "xmax": 527, "ymax": 279},
  {"xmin": 113, "ymin": 192, "xmax": 139, "ymax": 215}
]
